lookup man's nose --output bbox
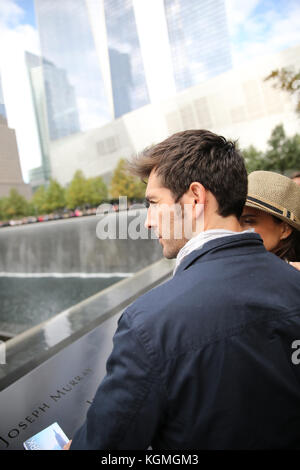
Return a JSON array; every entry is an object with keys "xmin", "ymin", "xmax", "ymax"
[
  {"xmin": 144, "ymin": 207, "xmax": 156, "ymax": 230},
  {"xmin": 144, "ymin": 208, "xmax": 151, "ymax": 229}
]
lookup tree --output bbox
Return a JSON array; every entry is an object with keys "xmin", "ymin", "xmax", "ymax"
[
  {"xmin": 242, "ymin": 124, "xmax": 300, "ymax": 174},
  {"xmin": 31, "ymin": 185, "xmax": 48, "ymax": 215},
  {"xmin": 242, "ymin": 145, "xmax": 265, "ymax": 173},
  {"xmin": 0, "ymin": 197, "xmax": 9, "ymax": 220},
  {"xmin": 110, "ymin": 159, "xmax": 146, "ymax": 200},
  {"xmin": 45, "ymin": 179, "xmax": 65, "ymax": 212},
  {"xmin": 264, "ymin": 124, "xmax": 300, "ymax": 174},
  {"xmin": 265, "ymin": 67, "xmax": 300, "ymax": 114},
  {"xmin": 85, "ymin": 176, "xmax": 108, "ymax": 206},
  {"xmin": 65, "ymin": 170, "xmax": 89, "ymax": 209},
  {"xmin": 1, "ymin": 188, "xmax": 29, "ymax": 219}
]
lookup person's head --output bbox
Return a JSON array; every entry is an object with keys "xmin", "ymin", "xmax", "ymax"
[
  {"xmin": 240, "ymin": 171, "xmax": 300, "ymax": 261},
  {"xmin": 291, "ymin": 172, "xmax": 300, "ymax": 186},
  {"xmin": 128, "ymin": 129, "xmax": 248, "ymax": 258}
]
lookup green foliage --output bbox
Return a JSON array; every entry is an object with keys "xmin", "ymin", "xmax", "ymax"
[
  {"xmin": 31, "ymin": 185, "xmax": 48, "ymax": 214},
  {"xmin": 0, "ymin": 197, "xmax": 9, "ymax": 220},
  {"xmin": 65, "ymin": 170, "xmax": 88, "ymax": 209},
  {"xmin": 243, "ymin": 124, "xmax": 300, "ymax": 174},
  {"xmin": 0, "ymin": 173, "xmax": 109, "ymax": 219},
  {"xmin": 264, "ymin": 125, "xmax": 300, "ymax": 173},
  {"xmin": 0, "ymin": 189, "xmax": 29, "ymax": 220},
  {"xmin": 265, "ymin": 67, "xmax": 300, "ymax": 114},
  {"xmin": 85, "ymin": 176, "xmax": 108, "ymax": 206},
  {"xmin": 110, "ymin": 159, "xmax": 146, "ymax": 200},
  {"xmin": 65, "ymin": 170, "xmax": 107, "ymax": 209},
  {"xmin": 31, "ymin": 179, "xmax": 65, "ymax": 214},
  {"xmin": 45, "ymin": 179, "xmax": 65, "ymax": 213},
  {"xmin": 243, "ymin": 145, "xmax": 265, "ymax": 173}
]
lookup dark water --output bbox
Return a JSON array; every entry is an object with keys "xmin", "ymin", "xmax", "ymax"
[{"xmin": 0, "ymin": 276, "xmax": 122, "ymax": 336}]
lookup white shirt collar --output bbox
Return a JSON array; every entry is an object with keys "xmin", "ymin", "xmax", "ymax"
[{"xmin": 173, "ymin": 228, "xmax": 255, "ymax": 275}]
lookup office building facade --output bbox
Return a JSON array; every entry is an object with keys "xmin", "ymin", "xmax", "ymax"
[
  {"xmin": 0, "ymin": 74, "xmax": 32, "ymax": 199},
  {"xmin": 34, "ymin": 0, "xmax": 232, "ymax": 136},
  {"xmin": 164, "ymin": 0, "xmax": 232, "ymax": 91},
  {"xmin": 104, "ymin": 0, "xmax": 150, "ymax": 118},
  {"xmin": 26, "ymin": 52, "xmax": 51, "ymax": 188},
  {"xmin": 35, "ymin": 0, "xmax": 111, "ymax": 136}
]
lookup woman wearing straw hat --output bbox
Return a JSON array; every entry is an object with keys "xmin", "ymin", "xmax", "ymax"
[{"xmin": 240, "ymin": 171, "xmax": 300, "ymax": 270}]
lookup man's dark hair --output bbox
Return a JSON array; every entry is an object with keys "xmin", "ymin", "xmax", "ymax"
[
  {"xmin": 128, "ymin": 129, "xmax": 248, "ymax": 219},
  {"xmin": 291, "ymin": 172, "xmax": 300, "ymax": 179}
]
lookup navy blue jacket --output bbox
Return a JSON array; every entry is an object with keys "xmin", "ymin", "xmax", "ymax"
[{"xmin": 71, "ymin": 233, "xmax": 300, "ymax": 449}]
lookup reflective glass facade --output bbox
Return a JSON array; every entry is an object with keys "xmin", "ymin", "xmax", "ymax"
[
  {"xmin": 164, "ymin": 0, "xmax": 232, "ymax": 92},
  {"xmin": 103, "ymin": 0, "xmax": 150, "ymax": 118},
  {"xmin": 34, "ymin": 0, "xmax": 232, "ymax": 136},
  {"xmin": 26, "ymin": 52, "xmax": 51, "ymax": 182},
  {"xmin": 35, "ymin": 0, "xmax": 111, "ymax": 137},
  {"xmin": 42, "ymin": 61, "xmax": 80, "ymax": 141}
]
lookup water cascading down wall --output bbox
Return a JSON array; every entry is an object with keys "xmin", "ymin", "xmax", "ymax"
[{"xmin": 0, "ymin": 211, "xmax": 163, "ymax": 275}]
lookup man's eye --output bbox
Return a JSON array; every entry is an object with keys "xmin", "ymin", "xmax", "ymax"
[{"xmin": 144, "ymin": 200, "xmax": 157, "ymax": 208}]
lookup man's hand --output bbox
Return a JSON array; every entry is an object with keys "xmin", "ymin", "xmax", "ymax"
[{"xmin": 63, "ymin": 440, "xmax": 72, "ymax": 450}]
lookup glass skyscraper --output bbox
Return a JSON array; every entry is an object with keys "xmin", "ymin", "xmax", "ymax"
[
  {"xmin": 164, "ymin": 0, "xmax": 232, "ymax": 92},
  {"xmin": 43, "ymin": 61, "xmax": 80, "ymax": 140},
  {"xmin": 35, "ymin": 0, "xmax": 111, "ymax": 136},
  {"xmin": 26, "ymin": 52, "xmax": 52, "ymax": 185},
  {"xmin": 103, "ymin": 0, "xmax": 149, "ymax": 118},
  {"xmin": 34, "ymin": 0, "xmax": 232, "ymax": 136}
]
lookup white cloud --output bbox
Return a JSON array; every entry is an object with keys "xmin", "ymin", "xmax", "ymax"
[
  {"xmin": 0, "ymin": 0, "xmax": 39, "ymax": 60},
  {"xmin": 0, "ymin": 4, "xmax": 40, "ymax": 65},
  {"xmin": 225, "ymin": 0, "xmax": 261, "ymax": 34},
  {"xmin": 225, "ymin": 0, "xmax": 300, "ymax": 68},
  {"xmin": 0, "ymin": 0, "xmax": 41, "ymax": 182},
  {"xmin": 0, "ymin": 0, "xmax": 24, "ymax": 26}
]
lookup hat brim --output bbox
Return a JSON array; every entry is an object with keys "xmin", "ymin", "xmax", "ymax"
[{"xmin": 245, "ymin": 195, "xmax": 300, "ymax": 232}]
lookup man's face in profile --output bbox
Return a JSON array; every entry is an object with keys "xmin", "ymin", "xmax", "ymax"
[{"xmin": 144, "ymin": 170, "xmax": 192, "ymax": 259}]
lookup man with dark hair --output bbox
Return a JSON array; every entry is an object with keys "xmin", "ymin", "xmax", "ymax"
[
  {"xmin": 128, "ymin": 130, "xmax": 248, "ymax": 263},
  {"xmin": 69, "ymin": 130, "xmax": 300, "ymax": 450}
]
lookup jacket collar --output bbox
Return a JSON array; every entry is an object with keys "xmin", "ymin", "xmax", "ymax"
[{"xmin": 173, "ymin": 232, "xmax": 264, "ymax": 276}]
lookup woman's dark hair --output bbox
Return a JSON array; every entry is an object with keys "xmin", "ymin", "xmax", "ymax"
[
  {"xmin": 127, "ymin": 129, "xmax": 248, "ymax": 219},
  {"xmin": 270, "ymin": 216, "xmax": 300, "ymax": 261}
]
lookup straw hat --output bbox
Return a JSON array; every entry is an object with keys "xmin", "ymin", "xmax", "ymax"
[{"xmin": 245, "ymin": 171, "xmax": 300, "ymax": 231}]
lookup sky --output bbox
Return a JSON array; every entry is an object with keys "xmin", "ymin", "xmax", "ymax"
[{"xmin": 1, "ymin": 0, "xmax": 300, "ymax": 183}]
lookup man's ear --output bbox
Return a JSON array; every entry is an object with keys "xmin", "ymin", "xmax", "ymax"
[
  {"xmin": 190, "ymin": 182, "xmax": 206, "ymax": 205},
  {"xmin": 279, "ymin": 222, "xmax": 293, "ymax": 241}
]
